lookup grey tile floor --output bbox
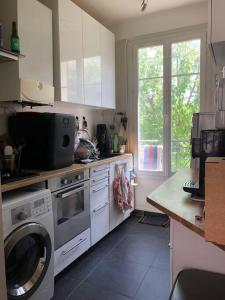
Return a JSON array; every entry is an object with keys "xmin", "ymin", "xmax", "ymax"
[{"xmin": 52, "ymin": 215, "xmax": 170, "ymax": 300}]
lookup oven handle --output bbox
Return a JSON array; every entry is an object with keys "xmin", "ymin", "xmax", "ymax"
[
  {"xmin": 62, "ymin": 238, "xmax": 87, "ymax": 256},
  {"xmin": 57, "ymin": 186, "xmax": 86, "ymax": 199},
  {"xmin": 92, "ymin": 184, "xmax": 109, "ymax": 193}
]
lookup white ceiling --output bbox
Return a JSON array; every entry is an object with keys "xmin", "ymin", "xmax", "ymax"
[{"xmin": 73, "ymin": 0, "xmax": 207, "ymax": 27}]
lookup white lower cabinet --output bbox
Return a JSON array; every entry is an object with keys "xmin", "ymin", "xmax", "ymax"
[
  {"xmin": 54, "ymin": 228, "xmax": 90, "ymax": 276},
  {"xmin": 91, "ymin": 200, "xmax": 109, "ymax": 245},
  {"xmin": 90, "ymin": 166, "xmax": 110, "ymax": 246}
]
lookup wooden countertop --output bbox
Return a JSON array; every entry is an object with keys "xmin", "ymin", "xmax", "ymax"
[
  {"xmin": 147, "ymin": 169, "xmax": 205, "ymax": 237},
  {"xmin": 1, "ymin": 153, "xmax": 132, "ymax": 193}
]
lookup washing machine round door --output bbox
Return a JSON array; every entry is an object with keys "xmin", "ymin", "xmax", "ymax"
[{"xmin": 4, "ymin": 222, "xmax": 52, "ymax": 299}]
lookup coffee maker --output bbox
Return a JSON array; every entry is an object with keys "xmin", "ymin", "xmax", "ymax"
[
  {"xmin": 96, "ymin": 124, "xmax": 109, "ymax": 157},
  {"xmin": 183, "ymin": 129, "xmax": 225, "ymax": 197}
]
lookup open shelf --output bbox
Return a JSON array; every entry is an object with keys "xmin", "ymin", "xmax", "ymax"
[{"xmin": 0, "ymin": 48, "xmax": 25, "ymax": 63}]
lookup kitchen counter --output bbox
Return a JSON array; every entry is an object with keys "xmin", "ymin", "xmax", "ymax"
[
  {"xmin": 1, "ymin": 153, "xmax": 132, "ymax": 193},
  {"xmin": 147, "ymin": 169, "xmax": 204, "ymax": 237}
]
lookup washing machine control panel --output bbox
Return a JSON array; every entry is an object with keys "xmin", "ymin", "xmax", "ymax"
[{"xmin": 11, "ymin": 195, "xmax": 52, "ymax": 225}]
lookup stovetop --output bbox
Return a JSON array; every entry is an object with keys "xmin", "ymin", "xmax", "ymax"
[
  {"xmin": 1, "ymin": 171, "xmax": 39, "ymax": 185},
  {"xmin": 74, "ymin": 153, "xmax": 122, "ymax": 164}
]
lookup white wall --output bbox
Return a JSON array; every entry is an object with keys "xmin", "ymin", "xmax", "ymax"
[
  {"xmin": 0, "ymin": 102, "xmax": 104, "ymax": 137},
  {"xmin": 112, "ymin": 2, "xmax": 208, "ymax": 41}
]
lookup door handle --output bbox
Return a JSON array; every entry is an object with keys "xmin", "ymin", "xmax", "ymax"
[
  {"xmin": 62, "ymin": 238, "xmax": 87, "ymax": 255},
  {"xmin": 93, "ymin": 202, "xmax": 109, "ymax": 213},
  {"xmin": 92, "ymin": 185, "xmax": 109, "ymax": 193}
]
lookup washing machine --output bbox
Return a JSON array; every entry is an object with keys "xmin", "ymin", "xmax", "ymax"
[{"xmin": 2, "ymin": 189, "xmax": 54, "ymax": 300}]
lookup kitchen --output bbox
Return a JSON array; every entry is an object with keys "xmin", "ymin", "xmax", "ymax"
[{"xmin": 1, "ymin": 0, "xmax": 225, "ymax": 299}]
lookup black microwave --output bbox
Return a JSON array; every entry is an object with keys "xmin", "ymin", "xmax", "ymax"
[{"xmin": 8, "ymin": 112, "xmax": 75, "ymax": 170}]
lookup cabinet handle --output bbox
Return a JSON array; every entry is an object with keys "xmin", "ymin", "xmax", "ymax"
[
  {"xmin": 93, "ymin": 168, "xmax": 109, "ymax": 173},
  {"xmin": 62, "ymin": 238, "xmax": 87, "ymax": 256},
  {"xmin": 92, "ymin": 185, "xmax": 109, "ymax": 193},
  {"xmin": 93, "ymin": 202, "xmax": 109, "ymax": 213},
  {"xmin": 92, "ymin": 176, "xmax": 108, "ymax": 183}
]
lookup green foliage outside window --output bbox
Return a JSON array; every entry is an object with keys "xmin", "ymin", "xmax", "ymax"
[{"xmin": 138, "ymin": 40, "xmax": 200, "ymax": 172}]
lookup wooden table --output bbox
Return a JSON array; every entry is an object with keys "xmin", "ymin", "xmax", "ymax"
[
  {"xmin": 147, "ymin": 169, "xmax": 225, "ymax": 284},
  {"xmin": 147, "ymin": 169, "xmax": 205, "ymax": 237}
]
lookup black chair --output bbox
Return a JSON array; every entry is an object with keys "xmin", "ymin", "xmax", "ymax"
[{"xmin": 169, "ymin": 269, "xmax": 225, "ymax": 300}]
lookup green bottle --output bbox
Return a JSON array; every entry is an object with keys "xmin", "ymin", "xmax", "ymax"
[{"xmin": 11, "ymin": 21, "xmax": 20, "ymax": 54}]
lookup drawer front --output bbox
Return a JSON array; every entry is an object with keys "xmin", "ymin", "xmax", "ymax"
[
  {"xmin": 90, "ymin": 180, "xmax": 109, "ymax": 209},
  {"xmin": 54, "ymin": 228, "xmax": 90, "ymax": 276},
  {"xmin": 90, "ymin": 164, "xmax": 110, "ymax": 177},
  {"xmin": 90, "ymin": 172, "xmax": 109, "ymax": 187},
  {"xmin": 91, "ymin": 202, "xmax": 109, "ymax": 245}
]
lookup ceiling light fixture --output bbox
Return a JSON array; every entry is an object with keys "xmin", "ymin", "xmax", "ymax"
[{"xmin": 141, "ymin": 0, "xmax": 148, "ymax": 12}]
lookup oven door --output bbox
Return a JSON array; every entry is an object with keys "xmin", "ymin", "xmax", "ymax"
[{"xmin": 53, "ymin": 180, "xmax": 90, "ymax": 250}]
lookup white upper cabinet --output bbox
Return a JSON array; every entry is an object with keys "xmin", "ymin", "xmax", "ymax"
[
  {"xmin": 54, "ymin": 0, "xmax": 115, "ymax": 108},
  {"xmin": 0, "ymin": 0, "xmax": 53, "ymax": 104},
  {"xmin": 82, "ymin": 12, "xmax": 102, "ymax": 107},
  {"xmin": 57, "ymin": 0, "xmax": 84, "ymax": 104},
  {"xmin": 208, "ymin": 0, "xmax": 225, "ymax": 65},
  {"xmin": 101, "ymin": 25, "xmax": 115, "ymax": 109},
  {"xmin": 18, "ymin": 0, "xmax": 53, "ymax": 86}
]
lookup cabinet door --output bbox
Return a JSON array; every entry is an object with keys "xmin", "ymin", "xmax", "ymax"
[
  {"xmin": 91, "ymin": 202, "xmax": 109, "ymax": 245},
  {"xmin": 90, "ymin": 180, "xmax": 109, "ymax": 245},
  {"xmin": 58, "ymin": 0, "xmax": 84, "ymax": 104},
  {"xmin": 101, "ymin": 25, "xmax": 115, "ymax": 109},
  {"xmin": 82, "ymin": 12, "xmax": 101, "ymax": 107},
  {"xmin": 18, "ymin": 0, "xmax": 53, "ymax": 86},
  {"xmin": 211, "ymin": 0, "xmax": 225, "ymax": 43}
]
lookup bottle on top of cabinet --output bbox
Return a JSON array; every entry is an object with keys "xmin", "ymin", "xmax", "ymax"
[{"xmin": 11, "ymin": 21, "xmax": 20, "ymax": 54}]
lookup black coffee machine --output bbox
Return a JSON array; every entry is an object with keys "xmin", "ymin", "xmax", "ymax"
[
  {"xmin": 183, "ymin": 130, "xmax": 225, "ymax": 197},
  {"xmin": 96, "ymin": 124, "xmax": 109, "ymax": 157}
]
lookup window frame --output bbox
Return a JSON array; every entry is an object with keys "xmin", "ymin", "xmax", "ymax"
[{"xmin": 128, "ymin": 25, "xmax": 207, "ymax": 178}]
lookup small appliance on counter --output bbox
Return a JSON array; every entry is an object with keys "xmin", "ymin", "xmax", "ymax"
[
  {"xmin": 215, "ymin": 67, "xmax": 225, "ymax": 129},
  {"xmin": 96, "ymin": 124, "xmax": 109, "ymax": 157},
  {"xmin": 8, "ymin": 112, "xmax": 75, "ymax": 170},
  {"xmin": 183, "ymin": 129, "xmax": 225, "ymax": 197}
]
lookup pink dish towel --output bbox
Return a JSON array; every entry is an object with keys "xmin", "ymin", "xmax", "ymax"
[{"xmin": 113, "ymin": 166, "xmax": 133, "ymax": 212}]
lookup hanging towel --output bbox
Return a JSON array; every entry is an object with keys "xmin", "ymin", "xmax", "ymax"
[
  {"xmin": 152, "ymin": 145, "xmax": 157, "ymax": 170},
  {"xmin": 113, "ymin": 166, "xmax": 133, "ymax": 212},
  {"xmin": 148, "ymin": 145, "xmax": 153, "ymax": 170}
]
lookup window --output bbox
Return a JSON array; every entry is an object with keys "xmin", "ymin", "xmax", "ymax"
[
  {"xmin": 138, "ymin": 45, "xmax": 164, "ymax": 172},
  {"xmin": 171, "ymin": 40, "xmax": 200, "ymax": 171},
  {"xmin": 137, "ymin": 33, "xmax": 203, "ymax": 174}
]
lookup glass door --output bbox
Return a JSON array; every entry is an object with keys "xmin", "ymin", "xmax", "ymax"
[
  {"xmin": 171, "ymin": 39, "xmax": 201, "ymax": 172},
  {"xmin": 136, "ymin": 37, "xmax": 201, "ymax": 176},
  {"xmin": 138, "ymin": 45, "xmax": 164, "ymax": 172}
]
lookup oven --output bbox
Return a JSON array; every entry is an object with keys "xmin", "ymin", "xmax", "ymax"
[{"xmin": 49, "ymin": 169, "xmax": 90, "ymax": 250}]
